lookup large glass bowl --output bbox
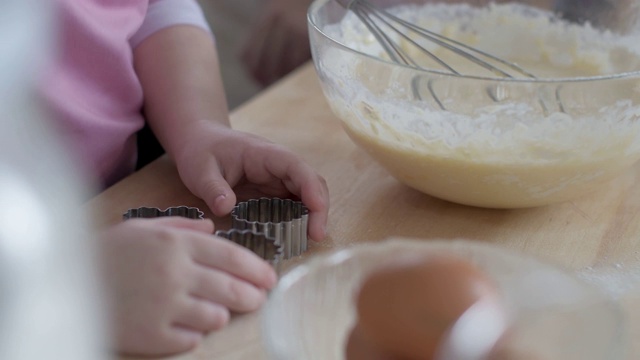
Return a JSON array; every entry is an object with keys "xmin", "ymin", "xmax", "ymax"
[
  {"xmin": 308, "ymin": 0, "xmax": 640, "ymax": 208},
  {"xmin": 262, "ymin": 238, "xmax": 627, "ymax": 360}
]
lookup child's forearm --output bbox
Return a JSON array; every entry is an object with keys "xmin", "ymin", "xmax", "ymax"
[{"xmin": 133, "ymin": 25, "xmax": 230, "ymax": 159}]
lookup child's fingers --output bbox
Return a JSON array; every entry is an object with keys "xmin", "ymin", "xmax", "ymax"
[
  {"xmin": 164, "ymin": 326, "xmax": 204, "ymax": 353},
  {"xmin": 260, "ymin": 150, "xmax": 330, "ymax": 241},
  {"xmin": 307, "ymin": 205, "xmax": 329, "ymax": 242},
  {"xmin": 128, "ymin": 217, "xmax": 215, "ymax": 233},
  {"xmin": 300, "ymin": 173, "xmax": 329, "ymax": 242},
  {"xmin": 189, "ymin": 266, "xmax": 269, "ymax": 313},
  {"xmin": 174, "ymin": 297, "xmax": 230, "ymax": 332},
  {"xmin": 189, "ymin": 235, "xmax": 278, "ymax": 290},
  {"xmin": 196, "ymin": 163, "xmax": 238, "ymax": 217},
  {"xmin": 131, "ymin": 323, "xmax": 203, "ymax": 355}
]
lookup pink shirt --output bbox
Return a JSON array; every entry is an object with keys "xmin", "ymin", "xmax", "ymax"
[{"xmin": 42, "ymin": 0, "xmax": 211, "ymax": 189}]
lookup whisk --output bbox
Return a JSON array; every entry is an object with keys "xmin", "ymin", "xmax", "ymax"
[
  {"xmin": 335, "ymin": 0, "xmax": 537, "ymax": 78},
  {"xmin": 334, "ymin": 0, "xmax": 565, "ymax": 113}
]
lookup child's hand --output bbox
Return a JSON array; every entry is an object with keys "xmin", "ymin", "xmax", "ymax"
[
  {"xmin": 172, "ymin": 121, "xmax": 329, "ymax": 241},
  {"xmin": 134, "ymin": 26, "xmax": 329, "ymax": 241},
  {"xmin": 99, "ymin": 217, "xmax": 277, "ymax": 356}
]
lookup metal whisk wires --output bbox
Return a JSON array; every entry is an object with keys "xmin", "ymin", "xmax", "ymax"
[{"xmin": 335, "ymin": 0, "xmax": 537, "ymax": 79}]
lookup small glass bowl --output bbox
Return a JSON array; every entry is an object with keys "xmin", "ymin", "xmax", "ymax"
[{"xmin": 262, "ymin": 238, "xmax": 626, "ymax": 360}]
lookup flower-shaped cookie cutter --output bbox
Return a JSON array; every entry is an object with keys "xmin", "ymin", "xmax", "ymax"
[
  {"xmin": 230, "ymin": 197, "xmax": 309, "ymax": 260},
  {"xmin": 214, "ymin": 228, "xmax": 283, "ymax": 272},
  {"xmin": 122, "ymin": 206, "xmax": 204, "ymax": 220},
  {"xmin": 122, "ymin": 199, "xmax": 310, "ymax": 268}
]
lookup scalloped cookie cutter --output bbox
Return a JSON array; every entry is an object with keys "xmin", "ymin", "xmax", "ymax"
[
  {"xmin": 123, "ymin": 199, "xmax": 309, "ymax": 267},
  {"xmin": 230, "ymin": 197, "xmax": 309, "ymax": 260},
  {"xmin": 122, "ymin": 206, "xmax": 204, "ymax": 220},
  {"xmin": 214, "ymin": 228, "xmax": 283, "ymax": 272}
]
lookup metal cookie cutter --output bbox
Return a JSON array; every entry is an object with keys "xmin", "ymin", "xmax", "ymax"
[
  {"xmin": 229, "ymin": 197, "xmax": 309, "ymax": 260},
  {"xmin": 214, "ymin": 229, "xmax": 283, "ymax": 272},
  {"xmin": 122, "ymin": 206, "xmax": 204, "ymax": 220},
  {"xmin": 122, "ymin": 205, "xmax": 287, "ymax": 270}
]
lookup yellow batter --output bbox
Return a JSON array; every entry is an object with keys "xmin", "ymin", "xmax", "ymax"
[
  {"xmin": 324, "ymin": 2, "xmax": 640, "ymax": 208},
  {"xmin": 342, "ymin": 120, "xmax": 638, "ymax": 208}
]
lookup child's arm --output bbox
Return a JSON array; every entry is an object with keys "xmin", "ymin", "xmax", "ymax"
[{"xmin": 133, "ymin": 24, "xmax": 329, "ymax": 241}]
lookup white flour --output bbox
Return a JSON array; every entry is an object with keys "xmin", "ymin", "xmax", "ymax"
[
  {"xmin": 577, "ymin": 263, "xmax": 640, "ymax": 300},
  {"xmin": 320, "ymin": 3, "xmax": 640, "ymax": 159},
  {"xmin": 327, "ymin": 3, "xmax": 640, "ymax": 77}
]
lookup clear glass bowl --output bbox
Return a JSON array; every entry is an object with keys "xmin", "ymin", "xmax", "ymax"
[
  {"xmin": 308, "ymin": 0, "xmax": 640, "ymax": 208},
  {"xmin": 262, "ymin": 239, "xmax": 626, "ymax": 360}
]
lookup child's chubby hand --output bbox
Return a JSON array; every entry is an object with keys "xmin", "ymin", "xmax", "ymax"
[
  {"xmin": 172, "ymin": 121, "xmax": 330, "ymax": 242},
  {"xmin": 98, "ymin": 216, "xmax": 277, "ymax": 356}
]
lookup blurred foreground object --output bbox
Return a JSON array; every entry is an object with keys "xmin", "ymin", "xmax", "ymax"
[
  {"xmin": 0, "ymin": 0, "xmax": 107, "ymax": 359},
  {"xmin": 263, "ymin": 239, "xmax": 626, "ymax": 360},
  {"xmin": 346, "ymin": 253, "xmax": 505, "ymax": 360}
]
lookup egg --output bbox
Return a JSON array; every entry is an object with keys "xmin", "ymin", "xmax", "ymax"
[
  {"xmin": 345, "ymin": 323, "xmax": 395, "ymax": 360},
  {"xmin": 346, "ymin": 252, "xmax": 503, "ymax": 360}
]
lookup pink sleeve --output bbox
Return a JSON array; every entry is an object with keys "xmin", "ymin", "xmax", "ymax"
[{"xmin": 130, "ymin": 0, "xmax": 213, "ymax": 48}]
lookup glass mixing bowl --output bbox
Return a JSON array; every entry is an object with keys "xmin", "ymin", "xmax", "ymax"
[
  {"xmin": 308, "ymin": 0, "xmax": 640, "ymax": 208},
  {"xmin": 262, "ymin": 238, "xmax": 627, "ymax": 360}
]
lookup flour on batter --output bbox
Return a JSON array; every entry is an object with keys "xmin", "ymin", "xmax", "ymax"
[{"xmin": 315, "ymin": 2, "xmax": 640, "ymax": 208}]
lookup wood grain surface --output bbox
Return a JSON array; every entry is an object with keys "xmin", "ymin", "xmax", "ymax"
[{"xmin": 86, "ymin": 63, "xmax": 640, "ymax": 360}]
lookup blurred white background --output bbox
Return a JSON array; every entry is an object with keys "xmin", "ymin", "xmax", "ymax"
[{"xmin": 0, "ymin": 0, "xmax": 107, "ymax": 359}]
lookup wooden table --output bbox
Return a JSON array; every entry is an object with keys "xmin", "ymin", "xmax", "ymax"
[{"xmin": 88, "ymin": 63, "xmax": 640, "ymax": 360}]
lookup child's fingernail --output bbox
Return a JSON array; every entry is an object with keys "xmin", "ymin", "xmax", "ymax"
[{"xmin": 214, "ymin": 194, "xmax": 226, "ymax": 206}]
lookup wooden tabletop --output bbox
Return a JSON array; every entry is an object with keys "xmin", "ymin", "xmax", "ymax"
[{"xmin": 88, "ymin": 63, "xmax": 640, "ymax": 360}]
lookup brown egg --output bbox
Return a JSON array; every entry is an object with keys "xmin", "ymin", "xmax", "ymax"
[
  {"xmin": 346, "ymin": 253, "xmax": 501, "ymax": 360},
  {"xmin": 345, "ymin": 323, "xmax": 396, "ymax": 360}
]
